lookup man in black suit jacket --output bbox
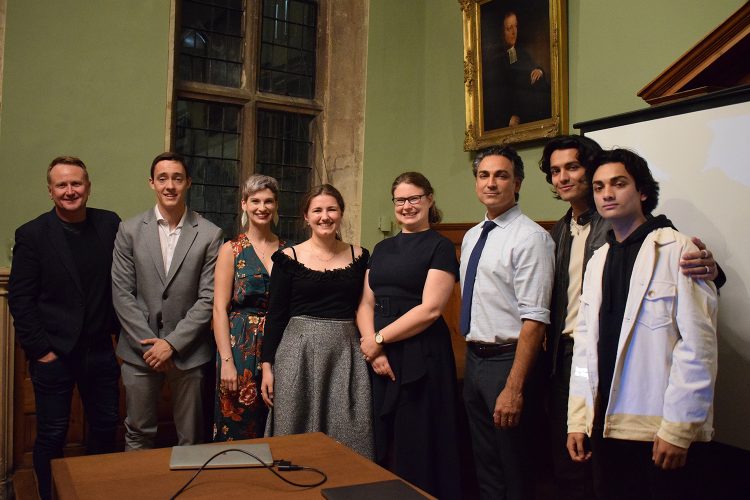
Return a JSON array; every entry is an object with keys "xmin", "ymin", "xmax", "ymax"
[{"xmin": 8, "ymin": 156, "xmax": 121, "ymax": 500}]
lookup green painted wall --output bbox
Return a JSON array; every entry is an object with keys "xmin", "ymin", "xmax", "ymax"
[
  {"xmin": 361, "ymin": 0, "xmax": 745, "ymax": 250},
  {"xmin": 0, "ymin": 0, "xmax": 171, "ymax": 266},
  {"xmin": 361, "ymin": 0, "xmax": 429, "ymax": 246},
  {"xmin": 1, "ymin": 0, "xmax": 744, "ymax": 262}
]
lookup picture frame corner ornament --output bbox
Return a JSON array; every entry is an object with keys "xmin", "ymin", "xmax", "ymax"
[{"xmin": 458, "ymin": 0, "xmax": 473, "ymax": 13}]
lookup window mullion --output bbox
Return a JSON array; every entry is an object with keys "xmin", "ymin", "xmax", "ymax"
[{"xmin": 174, "ymin": 0, "xmax": 321, "ymax": 242}]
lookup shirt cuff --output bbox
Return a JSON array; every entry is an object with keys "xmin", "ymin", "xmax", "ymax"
[{"xmin": 519, "ymin": 306, "xmax": 550, "ymax": 324}]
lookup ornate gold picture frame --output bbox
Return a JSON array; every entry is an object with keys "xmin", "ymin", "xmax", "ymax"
[{"xmin": 460, "ymin": 0, "xmax": 568, "ymax": 149}]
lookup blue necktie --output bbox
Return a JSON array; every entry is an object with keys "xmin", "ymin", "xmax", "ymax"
[{"xmin": 460, "ymin": 221, "xmax": 496, "ymax": 335}]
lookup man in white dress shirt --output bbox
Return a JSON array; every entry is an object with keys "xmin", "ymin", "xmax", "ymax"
[{"xmin": 460, "ymin": 145, "xmax": 554, "ymax": 499}]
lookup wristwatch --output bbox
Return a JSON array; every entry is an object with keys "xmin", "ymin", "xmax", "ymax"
[{"xmin": 374, "ymin": 331, "xmax": 384, "ymax": 345}]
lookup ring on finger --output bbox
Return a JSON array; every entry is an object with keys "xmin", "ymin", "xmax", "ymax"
[{"xmin": 705, "ymin": 265, "xmax": 710, "ymax": 274}]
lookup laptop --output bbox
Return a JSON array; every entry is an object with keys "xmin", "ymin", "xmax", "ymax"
[{"xmin": 169, "ymin": 442, "xmax": 273, "ymax": 470}]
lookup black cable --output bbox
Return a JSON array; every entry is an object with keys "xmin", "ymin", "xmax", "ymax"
[{"xmin": 170, "ymin": 448, "xmax": 327, "ymax": 499}]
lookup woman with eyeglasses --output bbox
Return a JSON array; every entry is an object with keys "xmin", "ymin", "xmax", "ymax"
[{"xmin": 357, "ymin": 172, "xmax": 461, "ymax": 499}]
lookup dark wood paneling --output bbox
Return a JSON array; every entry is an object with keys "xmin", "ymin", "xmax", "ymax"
[{"xmin": 12, "ymin": 341, "xmax": 182, "ymax": 470}]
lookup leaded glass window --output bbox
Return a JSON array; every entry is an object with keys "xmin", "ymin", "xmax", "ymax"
[
  {"xmin": 259, "ymin": 0, "xmax": 317, "ymax": 98},
  {"xmin": 180, "ymin": 0, "xmax": 245, "ymax": 87},
  {"xmin": 174, "ymin": 0, "xmax": 319, "ymax": 242},
  {"xmin": 256, "ymin": 109, "xmax": 313, "ymax": 242},
  {"xmin": 175, "ymin": 99, "xmax": 242, "ymax": 238}
]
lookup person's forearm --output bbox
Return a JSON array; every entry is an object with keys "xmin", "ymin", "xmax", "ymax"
[
  {"xmin": 377, "ymin": 270, "xmax": 454, "ymax": 344},
  {"xmin": 355, "ymin": 294, "xmax": 376, "ymax": 337},
  {"xmin": 505, "ymin": 320, "xmax": 545, "ymax": 392},
  {"xmin": 213, "ymin": 307, "xmax": 233, "ymax": 361},
  {"xmin": 379, "ymin": 303, "xmax": 444, "ymax": 343},
  {"xmin": 164, "ymin": 229, "xmax": 221, "ymax": 352},
  {"xmin": 111, "ymin": 226, "xmax": 156, "ymax": 345}
]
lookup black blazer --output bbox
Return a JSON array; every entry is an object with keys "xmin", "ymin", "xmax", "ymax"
[{"xmin": 8, "ymin": 207, "xmax": 121, "ymax": 360}]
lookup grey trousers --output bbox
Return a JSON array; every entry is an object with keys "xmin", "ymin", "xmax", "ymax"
[{"xmin": 121, "ymin": 361, "xmax": 205, "ymax": 450}]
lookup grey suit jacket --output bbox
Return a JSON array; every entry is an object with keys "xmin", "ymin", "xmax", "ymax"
[{"xmin": 112, "ymin": 208, "xmax": 222, "ymax": 370}]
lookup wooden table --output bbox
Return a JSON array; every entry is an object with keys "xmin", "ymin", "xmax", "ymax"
[{"xmin": 51, "ymin": 432, "xmax": 431, "ymax": 499}]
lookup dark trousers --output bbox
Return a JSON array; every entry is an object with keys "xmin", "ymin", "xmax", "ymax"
[
  {"xmin": 463, "ymin": 349, "xmax": 541, "ymax": 500},
  {"xmin": 29, "ymin": 347, "xmax": 120, "ymax": 500},
  {"xmin": 591, "ymin": 435, "xmax": 702, "ymax": 500},
  {"xmin": 550, "ymin": 338, "xmax": 595, "ymax": 500}
]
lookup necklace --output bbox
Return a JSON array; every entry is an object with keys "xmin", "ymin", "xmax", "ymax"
[
  {"xmin": 310, "ymin": 242, "xmax": 338, "ymax": 262},
  {"xmin": 246, "ymin": 233, "xmax": 276, "ymax": 262}
]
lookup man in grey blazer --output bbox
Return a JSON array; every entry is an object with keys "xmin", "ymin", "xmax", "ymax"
[{"xmin": 112, "ymin": 152, "xmax": 222, "ymax": 449}]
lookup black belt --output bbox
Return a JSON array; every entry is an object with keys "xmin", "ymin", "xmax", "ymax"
[{"xmin": 467, "ymin": 341, "xmax": 517, "ymax": 358}]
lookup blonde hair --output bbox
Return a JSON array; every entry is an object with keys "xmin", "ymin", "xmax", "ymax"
[
  {"xmin": 47, "ymin": 156, "xmax": 89, "ymax": 184},
  {"xmin": 239, "ymin": 174, "xmax": 280, "ymax": 230}
]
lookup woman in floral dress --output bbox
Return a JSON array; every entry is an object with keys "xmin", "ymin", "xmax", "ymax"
[{"xmin": 212, "ymin": 174, "xmax": 287, "ymax": 440}]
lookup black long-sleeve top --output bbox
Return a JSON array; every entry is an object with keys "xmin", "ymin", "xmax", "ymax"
[{"xmin": 260, "ymin": 247, "xmax": 369, "ymax": 364}]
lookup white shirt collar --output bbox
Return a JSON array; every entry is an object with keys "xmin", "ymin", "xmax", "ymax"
[
  {"xmin": 485, "ymin": 204, "xmax": 522, "ymax": 229},
  {"xmin": 154, "ymin": 205, "xmax": 186, "ymax": 230}
]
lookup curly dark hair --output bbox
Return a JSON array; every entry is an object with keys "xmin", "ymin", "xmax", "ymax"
[
  {"xmin": 590, "ymin": 148, "xmax": 660, "ymax": 215},
  {"xmin": 539, "ymin": 135, "xmax": 602, "ymax": 185}
]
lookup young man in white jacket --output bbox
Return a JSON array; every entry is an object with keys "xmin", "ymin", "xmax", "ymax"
[{"xmin": 566, "ymin": 149, "xmax": 718, "ymax": 500}]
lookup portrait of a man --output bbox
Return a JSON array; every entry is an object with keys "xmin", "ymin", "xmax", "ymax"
[{"xmin": 480, "ymin": 0, "xmax": 552, "ymax": 132}]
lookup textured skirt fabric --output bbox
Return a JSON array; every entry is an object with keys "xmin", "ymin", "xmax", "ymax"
[{"xmin": 265, "ymin": 316, "xmax": 374, "ymax": 459}]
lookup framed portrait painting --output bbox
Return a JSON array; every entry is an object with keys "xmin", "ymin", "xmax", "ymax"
[{"xmin": 460, "ymin": 0, "xmax": 568, "ymax": 149}]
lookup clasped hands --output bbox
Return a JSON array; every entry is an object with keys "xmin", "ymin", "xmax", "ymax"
[
  {"xmin": 359, "ymin": 335, "xmax": 395, "ymax": 381},
  {"xmin": 141, "ymin": 338, "xmax": 174, "ymax": 372}
]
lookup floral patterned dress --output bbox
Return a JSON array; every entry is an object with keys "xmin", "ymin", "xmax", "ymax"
[{"xmin": 213, "ymin": 233, "xmax": 287, "ymax": 441}]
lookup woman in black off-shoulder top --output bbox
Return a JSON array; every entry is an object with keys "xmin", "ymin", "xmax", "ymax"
[{"xmin": 260, "ymin": 184, "xmax": 373, "ymax": 459}]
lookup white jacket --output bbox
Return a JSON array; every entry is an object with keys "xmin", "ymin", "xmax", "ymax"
[{"xmin": 568, "ymin": 227, "xmax": 718, "ymax": 448}]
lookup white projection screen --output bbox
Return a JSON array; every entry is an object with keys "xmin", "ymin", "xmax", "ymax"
[{"xmin": 578, "ymin": 85, "xmax": 750, "ymax": 451}]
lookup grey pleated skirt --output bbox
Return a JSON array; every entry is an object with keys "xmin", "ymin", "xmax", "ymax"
[{"xmin": 265, "ymin": 315, "xmax": 374, "ymax": 459}]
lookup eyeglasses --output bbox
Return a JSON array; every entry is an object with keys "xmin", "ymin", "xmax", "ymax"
[{"xmin": 392, "ymin": 194, "xmax": 427, "ymax": 206}]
